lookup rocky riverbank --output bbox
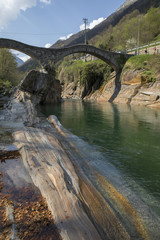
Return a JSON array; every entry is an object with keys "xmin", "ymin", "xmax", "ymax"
[
  {"xmin": 0, "ymin": 71, "xmax": 102, "ymax": 240},
  {"xmin": 85, "ymin": 69, "xmax": 160, "ymax": 107},
  {"xmin": 58, "ymin": 55, "xmax": 160, "ymax": 108},
  {"xmin": 1, "ymin": 69, "xmax": 160, "ymax": 239}
]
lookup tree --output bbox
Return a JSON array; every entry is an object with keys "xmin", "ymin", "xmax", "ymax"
[
  {"xmin": 90, "ymin": 7, "xmax": 160, "ymax": 51},
  {"xmin": 0, "ymin": 48, "xmax": 21, "ymax": 86}
]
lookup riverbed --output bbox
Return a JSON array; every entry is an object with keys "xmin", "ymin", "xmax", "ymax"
[
  {"xmin": 38, "ymin": 100, "xmax": 160, "ymax": 238},
  {"xmin": 0, "ymin": 111, "xmax": 61, "ymax": 240},
  {"xmin": 1, "ymin": 99, "xmax": 160, "ymax": 239}
]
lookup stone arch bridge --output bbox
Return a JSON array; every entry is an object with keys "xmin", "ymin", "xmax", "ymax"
[{"xmin": 0, "ymin": 38, "xmax": 132, "ymax": 73}]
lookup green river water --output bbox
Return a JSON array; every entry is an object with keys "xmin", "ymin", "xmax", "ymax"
[{"xmin": 38, "ymin": 100, "xmax": 160, "ymax": 217}]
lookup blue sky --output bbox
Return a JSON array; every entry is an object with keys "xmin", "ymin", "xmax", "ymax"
[{"xmin": 0, "ymin": 0, "xmax": 125, "ymax": 61}]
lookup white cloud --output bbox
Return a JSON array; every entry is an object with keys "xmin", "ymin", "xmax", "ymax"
[
  {"xmin": 45, "ymin": 43, "xmax": 52, "ymax": 48},
  {"xmin": 67, "ymin": 33, "xmax": 73, "ymax": 39},
  {"xmin": 59, "ymin": 36, "xmax": 66, "ymax": 41},
  {"xmin": 59, "ymin": 33, "xmax": 73, "ymax": 41},
  {"xmin": 0, "ymin": 0, "xmax": 52, "ymax": 27},
  {"xmin": 40, "ymin": 0, "xmax": 51, "ymax": 4},
  {"xmin": 80, "ymin": 17, "xmax": 105, "ymax": 31},
  {"xmin": 0, "ymin": 0, "xmax": 36, "ymax": 27},
  {"xmin": 80, "ymin": 23, "xmax": 85, "ymax": 31},
  {"xmin": 89, "ymin": 17, "xmax": 105, "ymax": 29}
]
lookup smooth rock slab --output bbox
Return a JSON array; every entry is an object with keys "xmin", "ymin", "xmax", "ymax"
[{"xmin": 13, "ymin": 127, "xmax": 101, "ymax": 240}]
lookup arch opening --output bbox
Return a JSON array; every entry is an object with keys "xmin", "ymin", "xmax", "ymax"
[
  {"xmin": 0, "ymin": 39, "xmax": 43, "ymax": 70},
  {"xmin": 55, "ymin": 45, "xmax": 118, "ymax": 72},
  {"xmin": 56, "ymin": 52, "xmax": 114, "ymax": 100},
  {"xmin": 0, "ymin": 47, "xmax": 42, "ymax": 71},
  {"xmin": 10, "ymin": 50, "xmax": 30, "ymax": 66}
]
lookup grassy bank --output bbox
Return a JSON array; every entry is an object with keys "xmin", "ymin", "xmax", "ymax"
[{"xmin": 122, "ymin": 55, "xmax": 160, "ymax": 83}]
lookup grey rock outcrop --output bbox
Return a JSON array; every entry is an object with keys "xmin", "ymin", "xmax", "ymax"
[
  {"xmin": 60, "ymin": 67, "xmax": 160, "ymax": 108},
  {"xmin": 88, "ymin": 70, "xmax": 160, "ymax": 107},
  {"xmin": 20, "ymin": 70, "xmax": 61, "ymax": 105},
  {"xmin": 5, "ymin": 70, "xmax": 62, "ymax": 126},
  {"xmin": 118, "ymin": 0, "xmax": 138, "ymax": 10}
]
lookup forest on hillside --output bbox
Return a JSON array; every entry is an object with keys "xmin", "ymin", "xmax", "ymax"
[{"xmin": 90, "ymin": 7, "xmax": 160, "ymax": 51}]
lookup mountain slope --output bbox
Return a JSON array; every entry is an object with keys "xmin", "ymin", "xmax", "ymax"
[
  {"xmin": 15, "ymin": 56, "xmax": 24, "ymax": 67},
  {"xmin": 19, "ymin": 0, "xmax": 160, "ymax": 72},
  {"xmin": 118, "ymin": 0, "xmax": 138, "ymax": 11},
  {"xmin": 51, "ymin": 0, "xmax": 160, "ymax": 48}
]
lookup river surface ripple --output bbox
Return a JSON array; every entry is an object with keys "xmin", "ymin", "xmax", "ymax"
[{"xmin": 38, "ymin": 101, "xmax": 160, "ymax": 220}]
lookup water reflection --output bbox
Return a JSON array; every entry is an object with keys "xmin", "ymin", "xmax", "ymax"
[
  {"xmin": 38, "ymin": 100, "xmax": 160, "ymax": 239},
  {"xmin": 38, "ymin": 101, "xmax": 160, "ymax": 202}
]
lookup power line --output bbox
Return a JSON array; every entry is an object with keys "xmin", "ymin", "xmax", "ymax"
[{"xmin": 0, "ymin": 31, "xmax": 73, "ymax": 36}]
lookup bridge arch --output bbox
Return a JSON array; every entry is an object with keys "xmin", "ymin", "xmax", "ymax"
[
  {"xmin": 54, "ymin": 45, "xmax": 125, "ymax": 72},
  {"xmin": 0, "ymin": 38, "xmax": 132, "ymax": 73},
  {"xmin": 0, "ymin": 38, "xmax": 54, "ymax": 68},
  {"xmin": 0, "ymin": 38, "xmax": 133, "ymax": 102}
]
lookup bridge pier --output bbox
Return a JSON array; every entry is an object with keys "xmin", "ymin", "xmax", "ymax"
[
  {"xmin": 43, "ymin": 61, "xmax": 56, "ymax": 75},
  {"xmin": 108, "ymin": 70, "xmax": 122, "ymax": 102}
]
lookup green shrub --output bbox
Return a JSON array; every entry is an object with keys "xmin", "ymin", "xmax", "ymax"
[
  {"xmin": 58, "ymin": 59, "xmax": 112, "ymax": 87},
  {"xmin": 142, "ymin": 70, "xmax": 156, "ymax": 82},
  {"xmin": 90, "ymin": 6, "xmax": 160, "ymax": 51},
  {"xmin": 122, "ymin": 55, "xmax": 160, "ymax": 83},
  {"xmin": 0, "ymin": 48, "xmax": 22, "ymax": 87}
]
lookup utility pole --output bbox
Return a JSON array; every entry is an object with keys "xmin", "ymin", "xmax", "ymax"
[
  {"xmin": 83, "ymin": 18, "xmax": 88, "ymax": 44},
  {"xmin": 137, "ymin": 18, "xmax": 140, "ymax": 55}
]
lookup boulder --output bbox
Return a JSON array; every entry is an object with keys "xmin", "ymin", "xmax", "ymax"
[
  {"xmin": 20, "ymin": 70, "xmax": 62, "ymax": 105},
  {"xmin": 121, "ymin": 70, "xmax": 143, "ymax": 85}
]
